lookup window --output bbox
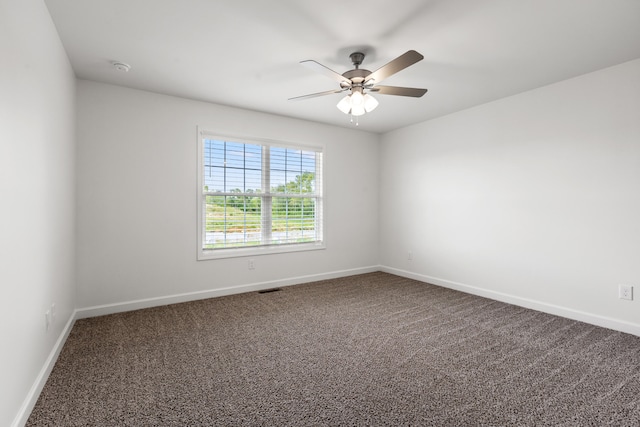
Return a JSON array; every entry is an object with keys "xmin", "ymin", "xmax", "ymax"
[{"xmin": 197, "ymin": 131, "xmax": 324, "ymax": 259}]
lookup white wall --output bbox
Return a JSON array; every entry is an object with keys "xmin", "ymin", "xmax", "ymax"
[
  {"xmin": 75, "ymin": 81, "xmax": 379, "ymax": 310},
  {"xmin": 0, "ymin": 0, "xmax": 77, "ymax": 425},
  {"xmin": 380, "ymin": 59, "xmax": 640, "ymax": 334}
]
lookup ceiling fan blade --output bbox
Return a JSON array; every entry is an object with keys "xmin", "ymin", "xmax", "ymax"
[
  {"xmin": 288, "ymin": 88, "xmax": 346, "ymax": 101},
  {"xmin": 369, "ymin": 85, "xmax": 428, "ymax": 97},
  {"xmin": 364, "ymin": 50, "xmax": 424, "ymax": 84},
  {"xmin": 300, "ymin": 60, "xmax": 351, "ymax": 85}
]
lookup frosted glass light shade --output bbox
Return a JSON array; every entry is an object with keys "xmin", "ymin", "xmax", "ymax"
[
  {"xmin": 351, "ymin": 104, "xmax": 366, "ymax": 116},
  {"xmin": 363, "ymin": 94, "xmax": 379, "ymax": 112},
  {"xmin": 350, "ymin": 90, "xmax": 364, "ymax": 106},
  {"xmin": 336, "ymin": 95, "xmax": 351, "ymax": 114}
]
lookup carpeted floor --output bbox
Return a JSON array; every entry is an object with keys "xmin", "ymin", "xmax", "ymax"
[{"xmin": 27, "ymin": 272, "xmax": 640, "ymax": 426}]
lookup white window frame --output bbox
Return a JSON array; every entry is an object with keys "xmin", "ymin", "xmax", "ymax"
[{"xmin": 197, "ymin": 129, "xmax": 325, "ymax": 260}]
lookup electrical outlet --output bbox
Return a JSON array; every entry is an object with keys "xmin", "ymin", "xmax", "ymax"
[
  {"xmin": 51, "ymin": 303, "xmax": 56, "ymax": 322},
  {"xmin": 619, "ymin": 284, "xmax": 633, "ymax": 301},
  {"xmin": 408, "ymin": 251, "xmax": 413, "ymax": 261},
  {"xmin": 248, "ymin": 259, "xmax": 255, "ymax": 270}
]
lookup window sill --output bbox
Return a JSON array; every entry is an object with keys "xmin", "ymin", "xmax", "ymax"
[{"xmin": 197, "ymin": 241, "xmax": 325, "ymax": 260}]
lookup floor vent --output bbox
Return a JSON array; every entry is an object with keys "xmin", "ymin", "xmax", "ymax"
[{"xmin": 258, "ymin": 288, "xmax": 282, "ymax": 294}]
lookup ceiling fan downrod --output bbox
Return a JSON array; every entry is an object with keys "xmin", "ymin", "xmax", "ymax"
[{"xmin": 349, "ymin": 52, "xmax": 365, "ymax": 69}]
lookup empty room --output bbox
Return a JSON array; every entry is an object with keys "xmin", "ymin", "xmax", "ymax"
[{"xmin": 2, "ymin": 0, "xmax": 640, "ymax": 425}]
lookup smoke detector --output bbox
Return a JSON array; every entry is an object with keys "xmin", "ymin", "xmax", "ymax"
[{"xmin": 112, "ymin": 61, "xmax": 131, "ymax": 72}]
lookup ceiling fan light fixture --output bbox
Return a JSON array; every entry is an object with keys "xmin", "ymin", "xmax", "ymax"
[
  {"xmin": 336, "ymin": 91, "xmax": 378, "ymax": 116},
  {"xmin": 350, "ymin": 90, "xmax": 364, "ymax": 106},
  {"xmin": 351, "ymin": 104, "xmax": 366, "ymax": 116},
  {"xmin": 336, "ymin": 95, "xmax": 351, "ymax": 114},
  {"xmin": 363, "ymin": 93, "xmax": 379, "ymax": 112}
]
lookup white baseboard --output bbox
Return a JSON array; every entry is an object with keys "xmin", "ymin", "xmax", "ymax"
[
  {"xmin": 380, "ymin": 265, "xmax": 640, "ymax": 337},
  {"xmin": 76, "ymin": 265, "xmax": 380, "ymax": 319},
  {"xmin": 12, "ymin": 310, "xmax": 77, "ymax": 427}
]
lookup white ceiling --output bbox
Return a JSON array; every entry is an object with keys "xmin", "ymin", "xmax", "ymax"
[{"xmin": 44, "ymin": 0, "xmax": 640, "ymax": 134}]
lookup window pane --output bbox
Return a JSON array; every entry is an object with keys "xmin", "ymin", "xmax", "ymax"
[
  {"xmin": 286, "ymin": 149, "xmax": 302, "ymax": 173},
  {"xmin": 203, "ymin": 139, "xmax": 262, "ymax": 193},
  {"xmin": 225, "ymin": 141, "xmax": 245, "ymax": 168},
  {"xmin": 270, "ymin": 148, "xmax": 317, "ymax": 195},
  {"xmin": 204, "ymin": 195, "xmax": 262, "ymax": 249},
  {"xmin": 270, "ymin": 169, "xmax": 286, "ymax": 193},
  {"xmin": 204, "ymin": 195, "xmax": 225, "ymax": 248},
  {"xmin": 271, "ymin": 196, "xmax": 316, "ymax": 244},
  {"xmin": 270, "ymin": 146, "xmax": 286, "ymax": 171},
  {"xmin": 301, "ymin": 152, "xmax": 315, "ymax": 173},
  {"xmin": 208, "ymin": 140, "xmax": 225, "ymax": 168},
  {"xmin": 245, "ymin": 144, "xmax": 262, "ymax": 170},
  {"xmin": 246, "ymin": 168, "xmax": 262, "ymax": 193},
  {"xmin": 203, "ymin": 140, "xmax": 225, "ymax": 191},
  {"xmin": 299, "ymin": 172, "xmax": 315, "ymax": 194}
]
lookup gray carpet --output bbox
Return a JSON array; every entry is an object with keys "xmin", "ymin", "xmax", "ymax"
[{"xmin": 27, "ymin": 272, "xmax": 640, "ymax": 426}]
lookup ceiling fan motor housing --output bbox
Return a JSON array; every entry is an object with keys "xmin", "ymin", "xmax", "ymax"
[{"xmin": 342, "ymin": 69, "xmax": 371, "ymax": 85}]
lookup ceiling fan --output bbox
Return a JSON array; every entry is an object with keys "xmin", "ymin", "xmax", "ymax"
[{"xmin": 289, "ymin": 50, "xmax": 428, "ymax": 121}]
